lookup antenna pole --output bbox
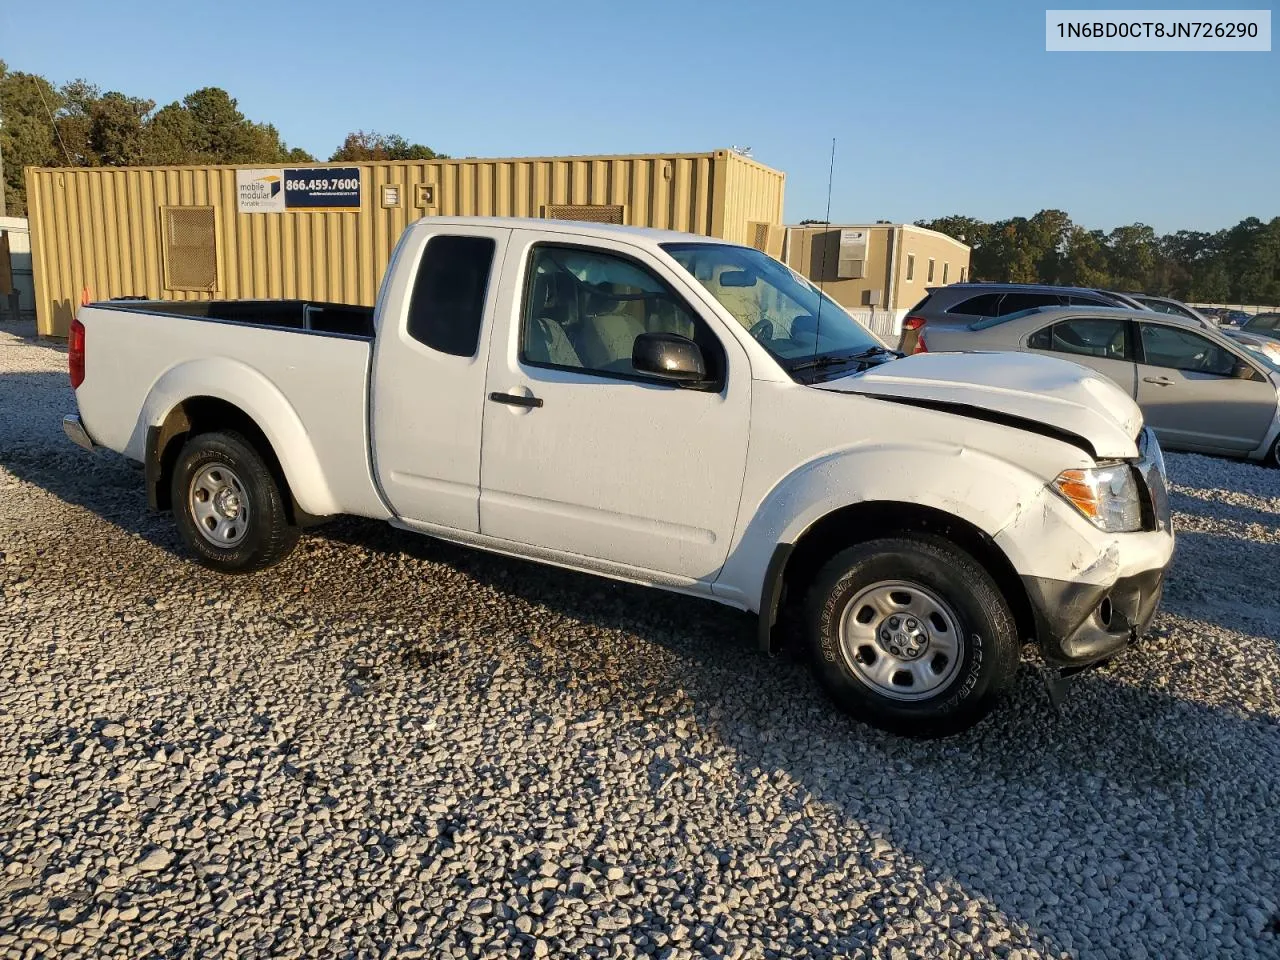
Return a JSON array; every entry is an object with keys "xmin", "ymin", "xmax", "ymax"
[{"xmin": 811, "ymin": 138, "xmax": 836, "ymax": 357}]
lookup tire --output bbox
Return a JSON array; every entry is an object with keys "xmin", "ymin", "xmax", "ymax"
[
  {"xmin": 1269, "ymin": 436, "xmax": 1280, "ymax": 468},
  {"xmin": 806, "ymin": 534, "xmax": 1020, "ymax": 737},
  {"xmin": 170, "ymin": 431, "xmax": 300, "ymax": 573}
]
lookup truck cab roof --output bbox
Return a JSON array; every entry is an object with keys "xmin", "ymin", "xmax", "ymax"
[{"xmin": 408, "ymin": 216, "xmax": 730, "ymax": 247}]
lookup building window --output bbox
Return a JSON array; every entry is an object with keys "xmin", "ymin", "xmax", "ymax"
[
  {"xmin": 960, "ymin": 267, "xmax": 967, "ymax": 282},
  {"xmin": 161, "ymin": 206, "xmax": 218, "ymax": 291},
  {"xmin": 406, "ymin": 235, "xmax": 496, "ymax": 357},
  {"xmin": 942, "ymin": 262, "xmax": 949, "ymax": 283},
  {"xmin": 905, "ymin": 254, "xmax": 915, "ymax": 282},
  {"xmin": 927, "ymin": 258, "xmax": 936, "ymax": 283}
]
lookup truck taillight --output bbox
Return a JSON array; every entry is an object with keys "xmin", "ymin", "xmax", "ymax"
[
  {"xmin": 69, "ymin": 318, "xmax": 86, "ymax": 389},
  {"xmin": 903, "ymin": 315, "xmax": 926, "ymax": 331},
  {"xmin": 913, "ymin": 333, "xmax": 928, "ymax": 354}
]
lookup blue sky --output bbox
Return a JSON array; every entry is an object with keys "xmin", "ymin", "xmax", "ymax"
[{"xmin": 2, "ymin": 0, "xmax": 1275, "ymax": 233}]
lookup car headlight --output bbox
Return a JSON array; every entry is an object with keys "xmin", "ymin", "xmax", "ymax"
[{"xmin": 1051, "ymin": 464, "xmax": 1143, "ymax": 532}]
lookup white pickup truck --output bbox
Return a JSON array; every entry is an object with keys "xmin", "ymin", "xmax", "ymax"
[{"xmin": 64, "ymin": 216, "xmax": 1174, "ymax": 736}]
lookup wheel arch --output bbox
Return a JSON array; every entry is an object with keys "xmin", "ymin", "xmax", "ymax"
[
  {"xmin": 759, "ymin": 500, "xmax": 1036, "ymax": 654},
  {"xmin": 146, "ymin": 397, "xmax": 296, "ymax": 523},
  {"xmin": 137, "ymin": 358, "xmax": 342, "ymax": 519}
]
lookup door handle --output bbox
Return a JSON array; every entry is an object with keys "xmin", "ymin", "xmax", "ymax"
[
  {"xmin": 489, "ymin": 391, "xmax": 543, "ymax": 409},
  {"xmin": 1142, "ymin": 376, "xmax": 1174, "ymax": 386}
]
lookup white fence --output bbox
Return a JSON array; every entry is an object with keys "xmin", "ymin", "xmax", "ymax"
[
  {"xmin": 1189, "ymin": 302, "xmax": 1280, "ymax": 315},
  {"xmin": 845, "ymin": 307, "xmax": 907, "ymax": 344}
]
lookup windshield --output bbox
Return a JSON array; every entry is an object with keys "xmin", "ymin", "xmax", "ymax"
[
  {"xmin": 1241, "ymin": 342, "xmax": 1280, "ymax": 373},
  {"xmin": 662, "ymin": 242, "xmax": 882, "ymax": 371}
]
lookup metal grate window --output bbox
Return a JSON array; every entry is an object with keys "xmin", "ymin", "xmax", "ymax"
[
  {"xmin": 747, "ymin": 221, "xmax": 782, "ymax": 258},
  {"xmin": 542, "ymin": 203, "xmax": 625, "ymax": 225},
  {"xmin": 162, "ymin": 206, "xmax": 218, "ymax": 291}
]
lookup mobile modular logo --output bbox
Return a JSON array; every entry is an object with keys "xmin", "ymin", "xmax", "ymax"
[{"xmin": 236, "ymin": 169, "xmax": 286, "ymax": 212}]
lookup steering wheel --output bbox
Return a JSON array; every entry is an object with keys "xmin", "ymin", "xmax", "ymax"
[{"xmin": 749, "ymin": 317, "xmax": 776, "ymax": 343}]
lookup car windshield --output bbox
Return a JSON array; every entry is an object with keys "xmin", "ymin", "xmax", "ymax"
[
  {"xmin": 662, "ymin": 242, "xmax": 883, "ymax": 374},
  {"xmin": 1241, "ymin": 343, "xmax": 1280, "ymax": 373}
]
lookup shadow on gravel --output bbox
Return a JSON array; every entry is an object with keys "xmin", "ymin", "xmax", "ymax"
[{"xmin": 0, "ymin": 372, "xmax": 188, "ymax": 560}]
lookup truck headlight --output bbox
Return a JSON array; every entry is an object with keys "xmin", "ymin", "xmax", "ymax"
[{"xmin": 1051, "ymin": 465, "xmax": 1143, "ymax": 533}]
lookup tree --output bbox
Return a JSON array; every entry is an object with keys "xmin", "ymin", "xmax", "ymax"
[
  {"xmin": 89, "ymin": 92, "xmax": 154, "ymax": 166},
  {"xmin": 1024, "ymin": 209, "xmax": 1073, "ymax": 284},
  {"xmin": 145, "ymin": 101, "xmax": 201, "ymax": 164},
  {"xmin": 1106, "ymin": 223, "xmax": 1159, "ymax": 292},
  {"xmin": 173, "ymin": 87, "xmax": 304, "ymax": 164},
  {"xmin": 0, "ymin": 64, "xmax": 67, "ymax": 214},
  {"xmin": 329, "ymin": 130, "xmax": 443, "ymax": 161},
  {"xmin": 0, "ymin": 68, "xmax": 320, "ymax": 213},
  {"xmin": 1060, "ymin": 227, "xmax": 1111, "ymax": 288}
]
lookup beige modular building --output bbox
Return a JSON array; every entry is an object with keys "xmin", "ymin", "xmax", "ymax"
[
  {"xmin": 25, "ymin": 149, "xmax": 784, "ymax": 337},
  {"xmin": 784, "ymin": 223, "xmax": 970, "ymax": 340}
]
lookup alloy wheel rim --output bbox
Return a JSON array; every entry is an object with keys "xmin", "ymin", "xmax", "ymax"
[
  {"xmin": 189, "ymin": 462, "xmax": 250, "ymax": 548},
  {"xmin": 838, "ymin": 579, "xmax": 965, "ymax": 701}
]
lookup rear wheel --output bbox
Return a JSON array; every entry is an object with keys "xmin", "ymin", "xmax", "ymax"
[
  {"xmin": 171, "ymin": 431, "xmax": 299, "ymax": 573},
  {"xmin": 806, "ymin": 534, "xmax": 1020, "ymax": 737}
]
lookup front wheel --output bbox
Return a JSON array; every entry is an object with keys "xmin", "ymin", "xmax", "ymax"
[
  {"xmin": 806, "ymin": 534, "xmax": 1021, "ymax": 737},
  {"xmin": 171, "ymin": 431, "xmax": 300, "ymax": 573}
]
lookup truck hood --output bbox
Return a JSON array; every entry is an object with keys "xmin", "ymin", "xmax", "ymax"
[{"xmin": 814, "ymin": 351, "xmax": 1143, "ymax": 459}]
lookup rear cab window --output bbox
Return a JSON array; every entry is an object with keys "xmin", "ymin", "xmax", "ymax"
[{"xmin": 406, "ymin": 235, "xmax": 497, "ymax": 357}]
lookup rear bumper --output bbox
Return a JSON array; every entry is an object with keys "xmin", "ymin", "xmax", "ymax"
[
  {"xmin": 1024, "ymin": 566, "xmax": 1166, "ymax": 665},
  {"xmin": 63, "ymin": 414, "xmax": 96, "ymax": 451}
]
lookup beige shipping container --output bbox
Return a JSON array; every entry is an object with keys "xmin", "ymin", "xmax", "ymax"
[{"xmin": 25, "ymin": 150, "xmax": 784, "ymax": 336}]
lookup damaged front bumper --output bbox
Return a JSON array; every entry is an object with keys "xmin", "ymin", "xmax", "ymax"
[
  {"xmin": 1024, "ymin": 566, "xmax": 1165, "ymax": 665},
  {"xmin": 1023, "ymin": 427, "xmax": 1174, "ymax": 669}
]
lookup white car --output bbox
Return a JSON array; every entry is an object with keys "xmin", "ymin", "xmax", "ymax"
[{"xmin": 63, "ymin": 217, "xmax": 1174, "ymax": 736}]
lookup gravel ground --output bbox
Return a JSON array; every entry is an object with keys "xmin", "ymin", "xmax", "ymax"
[{"xmin": 1, "ymin": 318, "xmax": 1277, "ymax": 959}]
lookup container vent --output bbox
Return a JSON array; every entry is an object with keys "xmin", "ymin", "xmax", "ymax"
[
  {"xmin": 162, "ymin": 207, "xmax": 217, "ymax": 291},
  {"xmin": 542, "ymin": 204, "xmax": 625, "ymax": 225},
  {"xmin": 747, "ymin": 221, "xmax": 783, "ymax": 258}
]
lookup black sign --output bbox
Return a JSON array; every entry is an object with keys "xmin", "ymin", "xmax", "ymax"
[{"xmin": 283, "ymin": 167, "xmax": 361, "ymax": 209}]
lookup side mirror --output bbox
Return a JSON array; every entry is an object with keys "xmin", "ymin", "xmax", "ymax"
[
  {"xmin": 1233, "ymin": 360, "xmax": 1259, "ymax": 380},
  {"xmin": 632, "ymin": 332, "xmax": 707, "ymax": 384}
]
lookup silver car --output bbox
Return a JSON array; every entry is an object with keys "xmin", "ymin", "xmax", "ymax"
[{"xmin": 921, "ymin": 305, "xmax": 1280, "ymax": 463}]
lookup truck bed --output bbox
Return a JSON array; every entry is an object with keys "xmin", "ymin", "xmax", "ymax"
[
  {"xmin": 102, "ymin": 298, "xmax": 375, "ymax": 339},
  {"xmin": 74, "ymin": 301, "xmax": 389, "ymax": 520}
]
